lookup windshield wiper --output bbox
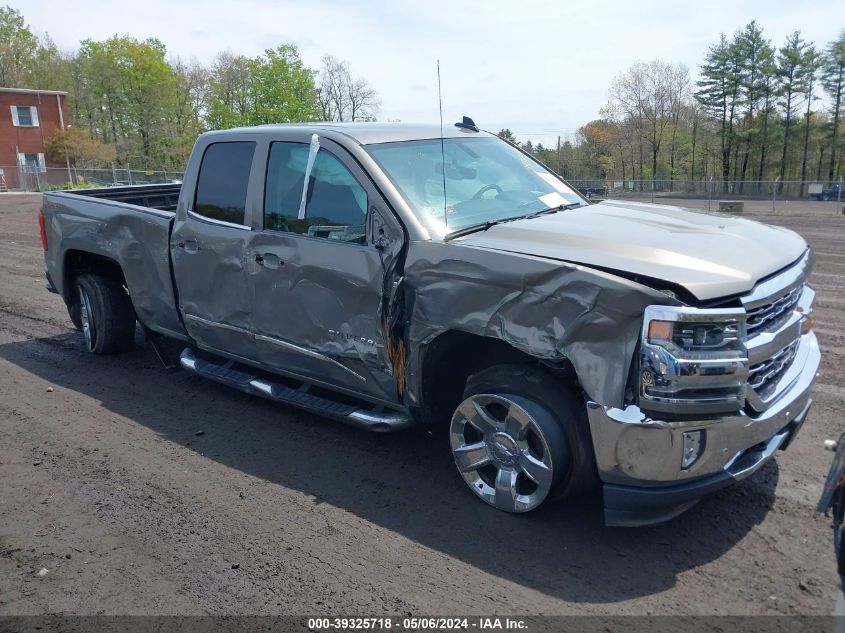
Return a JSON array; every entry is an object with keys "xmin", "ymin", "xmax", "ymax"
[
  {"xmin": 522, "ymin": 202, "xmax": 584, "ymax": 218},
  {"xmin": 444, "ymin": 220, "xmax": 501, "ymax": 240},
  {"xmin": 443, "ymin": 202, "xmax": 584, "ymax": 241}
]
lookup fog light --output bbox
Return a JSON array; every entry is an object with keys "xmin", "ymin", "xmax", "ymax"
[{"xmin": 682, "ymin": 430, "xmax": 704, "ymax": 470}]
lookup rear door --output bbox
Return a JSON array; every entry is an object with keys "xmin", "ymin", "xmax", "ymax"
[
  {"xmin": 246, "ymin": 135, "xmax": 405, "ymax": 404},
  {"xmin": 171, "ymin": 139, "xmax": 260, "ymax": 361}
]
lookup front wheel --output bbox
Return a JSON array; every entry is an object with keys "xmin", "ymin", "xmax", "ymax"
[{"xmin": 449, "ymin": 365, "xmax": 596, "ymax": 513}]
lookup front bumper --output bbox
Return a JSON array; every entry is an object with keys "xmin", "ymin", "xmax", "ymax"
[{"xmin": 587, "ymin": 330, "xmax": 820, "ymax": 527}]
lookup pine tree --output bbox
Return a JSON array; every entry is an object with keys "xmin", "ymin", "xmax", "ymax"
[
  {"xmin": 777, "ymin": 31, "xmax": 810, "ymax": 191},
  {"xmin": 822, "ymin": 32, "xmax": 845, "ymax": 181},
  {"xmin": 735, "ymin": 21, "xmax": 773, "ymax": 192},
  {"xmin": 696, "ymin": 34, "xmax": 742, "ymax": 191},
  {"xmin": 799, "ymin": 46, "xmax": 820, "ymax": 195}
]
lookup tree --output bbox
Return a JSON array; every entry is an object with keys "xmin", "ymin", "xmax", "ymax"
[
  {"xmin": 799, "ymin": 45, "xmax": 820, "ymax": 194},
  {"xmin": 666, "ymin": 63, "xmax": 690, "ymax": 187},
  {"xmin": 610, "ymin": 60, "xmax": 685, "ymax": 183},
  {"xmin": 777, "ymin": 31, "xmax": 810, "ymax": 189},
  {"xmin": 165, "ymin": 58, "xmax": 209, "ymax": 166},
  {"xmin": 207, "ymin": 45, "xmax": 320, "ymax": 128},
  {"xmin": 755, "ymin": 45, "xmax": 778, "ymax": 184},
  {"xmin": 316, "ymin": 55, "xmax": 380, "ymax": 122},
  {"xmin": 578, "ymin": 119, "xmax": 617, "ymax": 177},
  {"xmin": 734, "ymin": 21, "xmax": 773, "ymax": 191},
  {"xmin": 822, "ymin": 31, "xmax": 845, "ymax": 180},
  {"xmin": 497, "ymin": 129, "xmax": 517, "ymax": 144},
  {"xmin": 205, "ymin": 52, "xmax": 252, "ymax": 129},
  {"xmin": 696, "ymin": 34, "xmax": 742, "ymax": 190},
  {"xmin": 45, "ymin": 127, "xmax": 116, "ymax": 168},
  {"xmin": 249, "ymin": 46, "xmax": 321, "ymax": 124},
  {"xmin": 28, "ymin": 34, "xmax": 72, "ymax": 92},
  {"xmin": 112, "ymin": 37, "xmax": 177, "ymax": 161},
  {"xmin": 0, "ymin": 6, "xmax": 37, "ymax": 86}
]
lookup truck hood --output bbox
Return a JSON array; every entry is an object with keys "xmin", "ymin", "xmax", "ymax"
[{"xmin": 454, "ymin": 199, "xmax": 807, "ymax": 301}]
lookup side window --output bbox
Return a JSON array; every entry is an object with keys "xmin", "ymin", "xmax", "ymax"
[
  {"xmin": 194, "ymin": 141, "xmax": 255, "ymax": 225},
  {"xmin": 264, "ymin": 142, "xmax": 368, "ymax": 243}
]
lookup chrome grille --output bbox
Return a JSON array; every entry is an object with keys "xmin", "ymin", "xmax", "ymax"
[
  {"xmin": 748, "ymin": 340, "xmax": 799, "ymax": 397},
  {"xmin": 745, "ymin": 285, "xmax": 802, "ymax": 336}
]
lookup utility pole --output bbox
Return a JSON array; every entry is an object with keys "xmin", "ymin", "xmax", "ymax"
[
  {"xmin": 557, "ymin": 135, "xmax": 562, "ymax": 176},
  {"xmin": 56, "ymin": 94, "xmax": 73, "ymax": 186},
  {"xmin": 773, "ymin": 176, "xmax": 779, "ymax": 214}
]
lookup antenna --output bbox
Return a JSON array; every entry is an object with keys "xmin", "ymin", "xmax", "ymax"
[{"xmin": 437, "ymin": 60, "xmax": 447, "ymax": 227}]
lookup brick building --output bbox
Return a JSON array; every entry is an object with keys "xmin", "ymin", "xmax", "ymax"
[{"xmin": 0, "ymin": 87, "xmax": 70, "ymax": 188}]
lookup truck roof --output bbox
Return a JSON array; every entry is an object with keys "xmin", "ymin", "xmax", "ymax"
[{"xmin": 206, "ymin": 122, "xmax": 494, "ymax": 145}]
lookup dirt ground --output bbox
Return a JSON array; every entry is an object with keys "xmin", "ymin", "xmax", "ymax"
[{"xmin": 0, "ymin": 193, "xmax": 842, "ymax": 616}]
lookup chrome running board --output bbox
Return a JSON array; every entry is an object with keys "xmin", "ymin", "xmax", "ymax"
[{"xmin": 179, "ymin": 348, "xmax": 414, "ymax": 432}]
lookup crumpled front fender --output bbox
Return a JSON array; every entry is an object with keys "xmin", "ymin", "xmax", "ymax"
[{"xmin": 402, "ymin": 241, "xmax": 680, "ymax": 410}]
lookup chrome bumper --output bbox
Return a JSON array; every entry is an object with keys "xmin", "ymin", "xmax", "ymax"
[{"xmin": 586, "ymin": 330, "xmax": 820, "ymax": 487}]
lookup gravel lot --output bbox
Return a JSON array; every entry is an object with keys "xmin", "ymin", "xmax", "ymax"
[{"xmin": 0, "ymin": 193, "xmax": 842, "ymax": 616}]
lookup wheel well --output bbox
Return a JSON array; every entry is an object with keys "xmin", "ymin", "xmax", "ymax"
[
  {"xmin": 63, "ymin": 250, "xmax": 127, "ymax": 304},
  {"xmin": 417, "ymin": 330, "xmax": 579, "ymax": 427}
]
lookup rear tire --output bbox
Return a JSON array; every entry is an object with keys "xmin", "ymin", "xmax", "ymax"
[
  {"xmin": 67, "ymin": 300, "xmax": 82, "ymax": 331},
  {"xmin": 449, "ymin": 364, "xmax": 597, "ymax": 513},
  {"xmin": 73, "ymin": 273, "xmax": 136, "ymax": 354}
]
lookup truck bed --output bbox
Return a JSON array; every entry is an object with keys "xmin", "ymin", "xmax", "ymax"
[
  {"xmin": 68, "ymin": 183, "xmax": 181, "ymax": 212},
  {"xmin": 41, "ymin": 185, "xmax": 187, "ymax": 341}
]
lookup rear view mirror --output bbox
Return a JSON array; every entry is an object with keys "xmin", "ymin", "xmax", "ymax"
[{"xmin": 433, "ymin": 162, "xmax": 476, "ymax": 180}]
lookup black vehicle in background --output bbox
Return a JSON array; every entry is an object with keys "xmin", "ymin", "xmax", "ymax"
[
  {"xmin": 812, "ymin": 183, "xmax": 844, "ymax": 201},
  {"xmin": 577, "ymin": 185, "xmax": 608, "ymax": 199}
]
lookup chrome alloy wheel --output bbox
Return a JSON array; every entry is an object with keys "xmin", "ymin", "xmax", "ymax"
[
  {"xmin": 78, "ymin": 285, "xmax": 95, "ymax": 351},
  {"xmin": 449, "ymin": 393, "xmax": 562, "ymax": 513}
]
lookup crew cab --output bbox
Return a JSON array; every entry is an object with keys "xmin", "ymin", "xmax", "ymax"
[{"xmin": 39, "ymin": 121, "xmax": 821, "ymax": 526}]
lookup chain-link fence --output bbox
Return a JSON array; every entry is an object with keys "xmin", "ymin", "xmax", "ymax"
[
  {"xmin": 0, "ymin": 165, "xmax": 184, "ymax": 192},
  {"xmin": 566, "ymin": 178, "xmax": 845, "ymax": 203},
  {"xmin": 1, "ymin": 166, "xmax": 842, "ymax": 216}
]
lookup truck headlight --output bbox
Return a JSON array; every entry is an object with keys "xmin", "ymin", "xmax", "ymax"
[{"xmin": 639, "ymin": 306, "xmax": 749, "ymax": 415}]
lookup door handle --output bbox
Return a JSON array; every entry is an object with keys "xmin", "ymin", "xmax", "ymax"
[
  {"xmin": 177, "ymin": 239, "xmax": 200, "ymax": 253},
  {"xmin": 254, "ymin": 253, "xmax": 283, "ymax": 269}
]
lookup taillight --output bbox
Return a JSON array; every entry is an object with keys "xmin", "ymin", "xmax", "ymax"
[{"xmin": 38, "ymin": 210, "xmax": 48, "ymax": 251}]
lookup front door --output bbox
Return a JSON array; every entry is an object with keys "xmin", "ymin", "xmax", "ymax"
[
  {"xmin": 246, "ymin": 137, "xmax": 405, "ymax": 404},
  {"xmin": 171, "ymin": 140, "xmax": 259, "ymax": 361}
]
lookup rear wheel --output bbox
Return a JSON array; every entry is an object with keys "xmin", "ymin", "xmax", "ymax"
[
  {"xmin": 449, "ymin": 364, "xmax": 596, "ymax": 513},
  {"xmin": 73, "ymin": 273, "xmax": 136, "ymax": 354},
  {"xmin": 67, "ymin": 299, "xmax": 83, "ymax": 331}
]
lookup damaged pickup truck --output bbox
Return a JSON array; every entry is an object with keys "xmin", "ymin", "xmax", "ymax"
[{"xmin": 39, "ymin": 121, "xmax": 821, "ymax": 526}]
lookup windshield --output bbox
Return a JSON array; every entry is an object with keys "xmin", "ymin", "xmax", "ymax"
[{"xmin": 365, "ymin": 136, "xmax": 585, "ymax": 236}]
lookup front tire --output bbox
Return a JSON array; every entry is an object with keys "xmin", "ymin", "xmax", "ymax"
[
  {"xmin": 449, "ymin": 364, "xmax": 596, "ymax": 513},
  {"xmin": 73, "ymin": 273, "xmax": 136, "ymax": 354}
]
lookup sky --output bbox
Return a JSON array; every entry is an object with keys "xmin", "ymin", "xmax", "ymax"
[{"xmin": 13, "ymin": 0, "xmax": 845, "ymax": 148}]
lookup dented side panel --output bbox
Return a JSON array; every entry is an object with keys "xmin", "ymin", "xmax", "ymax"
[
  {"xmin": 402, "ymin": 241, "xmax": 681, "ymax": 409},
  {"xmin": 42, "ymin": 193, "xmax": 186, "ymax": 339},
  {"xmin": 171, "ymin": 218, "xmax": 258, "ymax": 361},
  {"xmin": 245, "ymin": 230, "xmax": 401, "ymax": 403}
]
